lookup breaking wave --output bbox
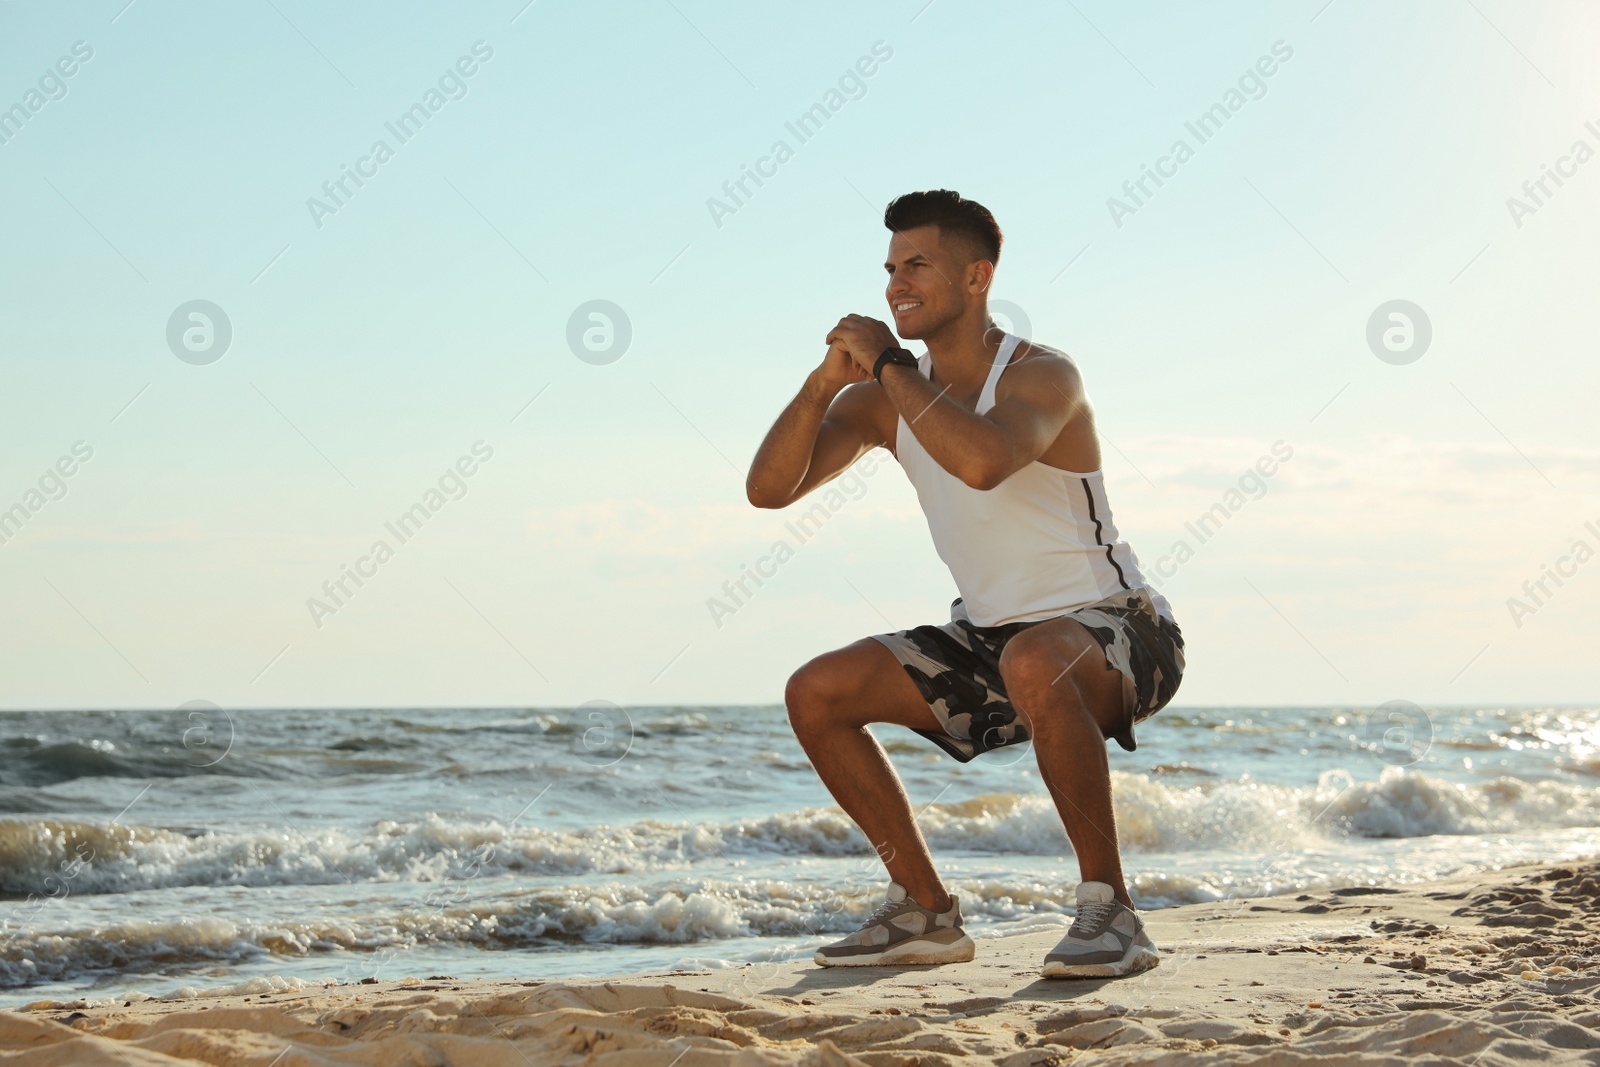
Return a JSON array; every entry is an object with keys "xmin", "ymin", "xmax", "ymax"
[{"xmin": 1, "ymin": 768, "xmax": 1594, "ymax": 897}]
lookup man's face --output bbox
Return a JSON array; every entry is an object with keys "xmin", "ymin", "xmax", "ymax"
[{"xmin": 883, "ymin": 225, "xmax": 986, "ymax": 340}]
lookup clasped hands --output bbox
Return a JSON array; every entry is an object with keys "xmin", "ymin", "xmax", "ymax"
[{"xmin": 818, "ymin": 314, "xmax": 900, "ymax": 388}]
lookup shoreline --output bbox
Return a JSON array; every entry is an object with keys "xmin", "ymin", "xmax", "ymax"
[{"xmin": 5, "ymin": 859, "xmax": 1599, "ymax": 1065}]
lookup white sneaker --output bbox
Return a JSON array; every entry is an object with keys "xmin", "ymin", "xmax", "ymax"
[
  {"xmin": 813, "ymin": 882, "xmax": 975, "ymax": 967},
  {"xmin": 1042, "ymin": 881, "xmax": 1160, "ymax": 978}
]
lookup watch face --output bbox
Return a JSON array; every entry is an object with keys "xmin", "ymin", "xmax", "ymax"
[{"xmin": 876, "ymin": 347, "xmax": 918, "ymax": 381}]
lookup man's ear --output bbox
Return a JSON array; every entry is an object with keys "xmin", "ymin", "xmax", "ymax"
[{"xmin": 970, "ymin": 259, "xmax": 995, "ymax": 294}]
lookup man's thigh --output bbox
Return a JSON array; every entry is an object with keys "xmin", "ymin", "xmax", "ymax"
[{"xmin": 789, "ymin": 637, "xmax": 944, "ymax": 733}]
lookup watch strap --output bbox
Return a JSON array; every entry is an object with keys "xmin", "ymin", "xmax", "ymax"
[{"xmin": 874, "ymin": 346, "xmax": 918, "ymax": 382}]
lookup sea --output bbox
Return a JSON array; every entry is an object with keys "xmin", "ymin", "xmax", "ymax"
[{"xmin": 2, "ymin": 703, "xmax": 1597, "ymax": 1005}]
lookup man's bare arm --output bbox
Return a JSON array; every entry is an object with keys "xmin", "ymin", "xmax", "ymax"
[
  {"xmin": 878, "ymin": 355, "xmax": 1077, "ymax": 489},
  {"xmin": 747, "ymin": 345, "xmax": 885, "ymax": 510},
  {"xmin": 824, "ymin": 314, "xmax": 1079, "ymax": 490}
]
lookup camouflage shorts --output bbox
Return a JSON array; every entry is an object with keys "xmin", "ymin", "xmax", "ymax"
[{"xmin": 870, "ymin": 588, "xmax": 1184, "ymax": 762}]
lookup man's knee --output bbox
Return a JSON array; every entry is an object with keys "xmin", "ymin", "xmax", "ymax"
[
  {"xmin": 999, "ymin": 629, "xmax": 1098, "ymax": 734},
  {"xmin": 998, "ymin": 630, "xmax": 1054, "ymax": 697},
  {"xmin": 785, "ymin": 652, "xmax": 854, "ymax": 736}
]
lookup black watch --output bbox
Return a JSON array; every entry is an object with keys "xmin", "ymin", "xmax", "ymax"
[{"xmin": 874, "ymin": 346, "xmax": 918, "ymax": 381}]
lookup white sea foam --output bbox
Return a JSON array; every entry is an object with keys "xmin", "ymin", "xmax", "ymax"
[
  {"xmin": 11, "ymin": 825, "xmax": 1600, "ymax": 991},
  {"xmin": 0, "ymin": 874, "xmax": 1089, "ymax": 986},
  {"xmin": 0, "ymin": 768, "xmax": 1595, "ymax": 898}
]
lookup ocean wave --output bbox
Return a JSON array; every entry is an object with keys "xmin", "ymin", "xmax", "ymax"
[
  {"xmin": 0, "ymin": 740, "xmax": 255, "ymax": 788},
  {"xmin": 0, "ymin": 735, "xmax": 435, "ymax": 790},
  {"xmin": 0, "ymin": 768, "xmax": 1594, "ymax": 896},
  {"xmin": 392, "ymin": 710, "xmax": 723, "ymax": 738},
  {"xmin": 0, "ymin": 875, "xmax": 1091, "ymax": 988},
  {"xmin": 928, "ymin": 767, "xmax": 1600, "ymax": 853},
  {"xmin": 22, "ymin": 839, "xmax": 1585, "ymax": 990},
  {"xmin": 9, "ymin": 844, "xmax": 1600, "ymax": 988},
  {"xmin": 0, "ymin": 788, "xmax": 71, "ymax": 816}
]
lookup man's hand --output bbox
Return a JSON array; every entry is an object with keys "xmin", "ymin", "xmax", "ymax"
[
  {"xmin": 816, "ymin": 339, "xmax": 869, "ymax": 390},
  {"xmin": 826, "ymin": 315, "xmax": 899, "ymax": 378}
]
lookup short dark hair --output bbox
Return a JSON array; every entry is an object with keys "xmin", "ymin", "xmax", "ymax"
[{"xmin": 884, "ymin": 189, "xmax": 1002, "ymax": 264}]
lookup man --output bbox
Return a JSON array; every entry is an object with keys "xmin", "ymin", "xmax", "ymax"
[{"xmin": 746, "ymin": 190, "xmax": 1184, "ymax": 978}]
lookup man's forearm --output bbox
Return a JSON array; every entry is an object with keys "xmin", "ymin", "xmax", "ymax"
[
  {"xmin": 878, "ymin": 365, "xmax": 1008, "ymax": 489},
  {"xmin": 747, "ymin": 371, "xmax": 840, "ymax": 508}
]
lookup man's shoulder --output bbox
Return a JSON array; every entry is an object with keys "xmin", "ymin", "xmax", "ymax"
[
  {"xmin": 1012, "ymin": 337, "xmax": 1075, "ymax": 367},
  {"xmin": 1003, "ymin": 338, "xmax": 1084, "ymax": 394}
]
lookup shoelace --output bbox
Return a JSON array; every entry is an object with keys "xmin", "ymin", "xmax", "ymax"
[
  {"xmin": 863, "ymin": 895, "xmax": 908, "ymax": 926},
  {"xmin": 1068, "ymin": 900, "xmax": 1116, "ymax": 938}
]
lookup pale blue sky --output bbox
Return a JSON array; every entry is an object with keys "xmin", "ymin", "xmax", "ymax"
[{"xmin": 2, "ymin": 0, "xmax": 1596, "ymax": 711}]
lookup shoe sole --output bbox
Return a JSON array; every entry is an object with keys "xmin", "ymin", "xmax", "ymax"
[
  {"xmin": 814, "ymin": 933, "xmax": 976, "ymax": 968},
  {"xmin": 1041, "ymin": 944, "xmax": 1160, "ymax": 979}
]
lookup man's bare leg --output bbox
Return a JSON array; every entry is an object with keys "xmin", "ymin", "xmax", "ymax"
[
  {"xmin": 786, "ymin": 638, "xmax": 952, "ymax": 912},
  {"xmin": 997, "ymin": 618, "xmax": 1134, "ymax": 907}
]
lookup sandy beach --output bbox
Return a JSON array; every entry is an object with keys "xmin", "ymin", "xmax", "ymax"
[{"xmin": 6, "ymin": 859, "xmax": 1597, "ymax": 1066}]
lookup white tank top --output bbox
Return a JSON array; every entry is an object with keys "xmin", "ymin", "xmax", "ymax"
[{"xmin": 893, "ymin": 333, "xmax": 1172, "ymax": 628}]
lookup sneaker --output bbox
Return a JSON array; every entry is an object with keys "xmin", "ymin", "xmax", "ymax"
[
  {"xmin": 1041, "ymin": 881, "xmax": 1160, "ymax": 978},
  {"xmin": 813, "ymin": 882, "xmax": 975, "ymax": 967}
]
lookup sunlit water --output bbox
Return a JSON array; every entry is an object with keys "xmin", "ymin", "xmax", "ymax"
[{"xmin": 2, "ymin": 703, "xmax": 1598, "ymax": 1004}]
